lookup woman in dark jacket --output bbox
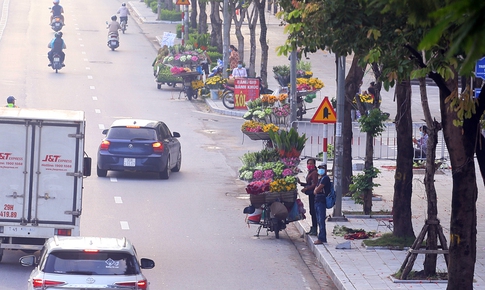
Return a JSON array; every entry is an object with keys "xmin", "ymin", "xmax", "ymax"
[{"xmin": 298, "ymin": 158, "xmax": 318, "ymax": 235}]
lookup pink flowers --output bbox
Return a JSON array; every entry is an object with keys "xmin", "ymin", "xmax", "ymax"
[
  {"xmin": 253, "ymin": 170, "xmax": 263, "ymax": 180},
  {"xmin": 263, "ymin": 169, "xmax": 274, "ymax": 179},
  {"xmin": 191, "ymin": 56, "xmax": 198, "ymax": 62},
  {"xmin": 246, "ymin": 179, "xmax": 271, "ymax": 194},
  {"xmin": 282, "ymin": 168, "xmax": 293, "ymax": 177},
  {"xmin": 273, "ymin": 104, "xmax": 291, "ymax": 117},
  {"xmin": 281, "ymin": 157, "xmax": 300, "ymax": 167}
]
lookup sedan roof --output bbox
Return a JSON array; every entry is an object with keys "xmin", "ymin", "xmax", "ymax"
[
  {"xmin": 110, "ymin": 119, "xmax": 159, "ymax": 128},
  {"xmin": 46, "ymin": 236, "xmax": 134, "ymax": 253}
]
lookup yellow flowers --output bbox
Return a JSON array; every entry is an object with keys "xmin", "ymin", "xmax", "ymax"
[
  {"xmin": 205, "ymin": 76, "xmax": 225, "ymax": 89},
  {"xmin": 356, "ymin": 93, "xmax": 374, "ymax": 104},
  {"xmin": 263, "ymin": 123, "xmax": 279, "ymax": 132},
  {"xmin": 297, "ymin": 77, "xmax": 325, "ymax": 90},
  {"xmin": 191, "ymin": 80, "xmax": 204, "ymax": 90},
  {"xmin": 270, "ymin": 178, "xmax": 296, "ymax": 192},
  {"xmin": 241, "ymin": 120, "xmax": 265, "ymax": 132},
  {"xmin": 278, "ymin": 93, "xmax": 288, "ymax": 102}
]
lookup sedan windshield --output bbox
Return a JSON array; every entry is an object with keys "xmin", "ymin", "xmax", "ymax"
[
  {"xmin": 107, "ymin": 127, "xmax": 157, "ymax": 140},
  {"xmin": 43, "ymin": 251, "xmax": 141, "ymax": 275}
]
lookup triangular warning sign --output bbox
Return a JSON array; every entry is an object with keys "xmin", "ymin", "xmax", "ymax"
[
  {"xmin": 310, "ymin": 97, "xmax": 337, "ymax": 123},
  {"xmin": 176, "ymin": 0, "xmax": 190, "ymax": 5}
]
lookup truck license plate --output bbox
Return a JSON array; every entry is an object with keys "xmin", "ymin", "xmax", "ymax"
[{"xmin": 123, "ymin": 158, "xmax": 135, "ymax": 167}]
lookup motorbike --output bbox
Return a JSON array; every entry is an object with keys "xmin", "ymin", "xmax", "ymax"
[
  {"xmin": 244, "ymin": 191, "xmax": 301, "ymax": 239},
  {"xmin": 51, "ymin": 16, "xmax": 63, "ymax": 32},
  {"xmin": 120, "ymin": 18, "xmax": 127, "ymax": 34},
  {"xmin": 222, "ymin": 77, "xmax": 274, "ymax": 109},
  {"xmin": 107, "ymin": 32, "xmax": 120, "ymax": 51},
  {"xmin": 50, "ymin": 52, "xmax": 63, "ymax": 73}
]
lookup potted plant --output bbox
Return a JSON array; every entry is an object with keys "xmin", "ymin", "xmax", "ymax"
[
  {"xmin": 268, "ymin": 128, "xmax": 307, "ymax": 158},
  {"xmin": 273, "ymin": 65, "xmax": 291, "ymax": 87}
]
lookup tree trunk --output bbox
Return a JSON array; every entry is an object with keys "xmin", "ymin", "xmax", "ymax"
[
  {"xmin": 363, "ymin": 132, "xmax": 373, "ymax": 215},
  {"xmin": 190, "ymin": 0, "xmax": 198, "ymax": 29},
  {"xmin": 232, "ymin": 5, "xmax": 246, "ymax": 64},
  {"xmin": 256, "ymin": 0, "xmax": 269, "ymax": 86},
  {"xmin": 246, "ymin": 7, "xmax": 258, "ymax": 78},
  {"xmin": 418, "ymin": 77, "xmax": 441, "ymax": 276},
  {"xmin": 392, "ymin": 80, "xmax": 415, "ymax": 238},
  {"xmin": 343, "ymin": 57, "xmax": 365, "ymax": 196},
  {"xmin": 209, "ymin": 2, "xmax": 223, "ymax": 53},
  {"xmin": 440, "ymin": 76, "xmax": 477, "ymax": 290},
  {"xmin": 197, "ymin": 1, "xmax": 208, "ymax": 34}
]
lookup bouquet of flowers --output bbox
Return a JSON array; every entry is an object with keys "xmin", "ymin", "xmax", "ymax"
[{"xmin": 205, "ymin": 75, "xmax": 225, "ymax": 90}]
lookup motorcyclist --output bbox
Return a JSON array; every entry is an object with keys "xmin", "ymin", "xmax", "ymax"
[
  {"xmin": 107, "ymin": 15, "xmax": 121, "ymax": 40},
  {"xmin": 117, "ymin": 3, "xmax": 130, "ymax": 26},
  {"xmin": 50, "ymin": 0, "xmax": 65, "ymax": 25},
  {"xmin": 5, "ymin": 96, "xmax": 18, "ymax": 108},
  {"xmin": 48, "ymin": 32, "xmax": 66, "ymax": 66}
]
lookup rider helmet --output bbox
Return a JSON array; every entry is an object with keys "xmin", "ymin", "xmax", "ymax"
[
  {"xmin": 55, "ymin": 31, "xmax": 63, "ymax": 38},
  {"xmin": 122, "ymin": 3, "xmax": 126, "ymax": 6},
  {"xmin": 53, "ymin": 0, "xmax": 60, "ymax": 4},
  {"xmin": 111, "ymin": 15, "xmax": 117, "ymax": 21},
  {"xmin": 7, "ymin": 96, "xmax": 16, "ymax": 104}
]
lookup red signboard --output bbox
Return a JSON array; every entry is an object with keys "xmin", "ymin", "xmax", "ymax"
[{"xmin": 234, "ymin": 78, "xmax": 260, "ymax": 109}]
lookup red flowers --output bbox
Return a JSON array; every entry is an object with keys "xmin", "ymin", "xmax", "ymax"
[{"xmin": 245, "ymin": 179, "xmax": 271, "ymax": 195}]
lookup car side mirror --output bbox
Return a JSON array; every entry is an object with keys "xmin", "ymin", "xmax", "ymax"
[
  {"xmin": 102, "ymin": 129, "xmax": 109, "ymax": 135},
  {"xmin": 173, "ymin": 132, "xmax": 181, "ymax": 138},
  {"xmin": 19, "ymin": 255, "xmax": 36, "ymax": 267},
  {"xmin": 140, "ymin": 258, "xmax": 155, "ymax": 269}
]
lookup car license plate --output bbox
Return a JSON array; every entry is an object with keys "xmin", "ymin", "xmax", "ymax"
[
  {"xmin": 111, "ymin": 41, "xmax": 117, "ymax": 45},
  {"xmin": 123, "ymin": 158, "xmax": 135, "ymax": 167}
]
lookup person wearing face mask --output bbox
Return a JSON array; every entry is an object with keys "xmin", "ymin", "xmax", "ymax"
[
  {"xmin": 312, "ymin": 164, "xmax": 331, "ymax": 244},
  {"xmin": 231, "ymin": 61, "xmax": 247, "ymax": 78},
  {"xmin": 298, "ymin": 158, "xmax": 319, "ymax": 235},
  {"xmin": 229, "ymin": 45, "xmax": 239, "ymax": 69},
  {"xmin": 413, "ymin": 125, "xmax": 428, "ymax": 160}
]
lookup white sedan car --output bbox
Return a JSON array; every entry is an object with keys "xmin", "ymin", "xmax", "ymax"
[{"xmin": 20, "ymin": 236, "xmax": 155, "ymax": 290}]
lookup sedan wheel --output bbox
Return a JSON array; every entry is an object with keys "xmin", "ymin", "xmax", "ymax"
[
  {"xmin": 171, "ymin": 150, "xmax": 181, "ymax": 172},
  {"xmin": 97, "ymin": 166, "xmax": 108, "ymax": 177},
  {"xmin": 159, "ymin": 157, "xmax": 170, "ymax": 180}
]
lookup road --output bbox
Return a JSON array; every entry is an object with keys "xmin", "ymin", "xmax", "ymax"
[{"xmin": 0, "ymin": 0, "xmax": 336, "ymax": 289}]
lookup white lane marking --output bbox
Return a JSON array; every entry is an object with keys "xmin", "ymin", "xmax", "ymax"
[
  {"xmin": 95, "ymin": 109, "xmax": 101, "ymax": 113},
  {"xmin": 110, "ymin": 177, "xmax": 117, "ymax": 182},
  {"xmin": 84, "ymin": 58, "xmax": 88, "ymax": 61},
  {"xmin": 114, "ymin": 196, "xmax": 123, "ymax": 204},
  {"xmin": 98, "ymin": 124, "xmax": 105, "ymax": 129},
  {"xmin": 0, "ymin": 0, "xmax": 11, "ymax": 41},
  {"xmin": 120, "ymin": 221, "xmax": 129, "ymax": 230},
  {"xmin": 78, "ymin": 38, "xmax": 82, "ymax": 40},
  {"xmin": 90, "ymin": 86, "xmax": 95, "ymax": 90},
  {"xmin": 86, "ymin": 67, "xmax": 90, "ymax": 70},
  {"xmin": 92, "ymin": 96, "xmax": 98, "ymax": 100},
  {"xmin": 87, "ymin": 75, "xmax": 93, "ymax": 79},
  {"xmin": 82, "ymin": 51, "xmax": 86, "ymax": 54},
  {"xmin": 80, "ymin": 44, "xmax": 84, "ymax": 47}
]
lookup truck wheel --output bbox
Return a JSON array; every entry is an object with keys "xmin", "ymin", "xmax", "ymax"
[
  {"xmin": 159, "ymin": 158, "xmax": 170, "ymax": 179},
  {"xmin": 97, "ymin": 166, "xmax": 107, "ymax": 177}
]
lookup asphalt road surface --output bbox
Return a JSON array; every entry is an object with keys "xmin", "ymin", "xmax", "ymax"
[{"xmin": 0, "ymin": 0, "xmax": 336, "ymax": 289}]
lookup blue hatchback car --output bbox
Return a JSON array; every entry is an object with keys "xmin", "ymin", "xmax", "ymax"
[{"xmin": 97, "ymin": 119, "xmax": 181, "ymax": 179}]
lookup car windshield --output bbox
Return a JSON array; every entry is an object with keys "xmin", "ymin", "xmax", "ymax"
[
  {"xmin": 107, "ymin": 127, "xmax": 156, "ymax": 140},
  {"xmin": 43, "ymin": 251, "xmax": 141, "ymax": 275}
]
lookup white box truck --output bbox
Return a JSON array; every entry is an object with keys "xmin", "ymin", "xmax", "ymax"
[{"xmin": 0, "ymin": 108, "xmax": 91, "ymax": 262}]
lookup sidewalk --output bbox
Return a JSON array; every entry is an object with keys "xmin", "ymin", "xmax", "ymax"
[{"xmin": 128, "ymin": 2, "xmax": 485, "ymax": 289}]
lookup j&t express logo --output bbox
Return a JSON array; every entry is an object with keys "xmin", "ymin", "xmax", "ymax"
[
  {"xmin": 0, "ymin": 153, "xmax": 23, "ymax": 161},
  {"xmin": 42, "ymin": 155, "xmax": 72, "ymax": 163}
]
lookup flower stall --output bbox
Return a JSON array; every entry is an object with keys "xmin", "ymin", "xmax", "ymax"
[{"xmin": 240, "ymin": 128, "xmax": 308, "ymax": 232}]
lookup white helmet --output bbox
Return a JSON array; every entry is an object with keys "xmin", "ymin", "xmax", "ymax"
[{"xmin": 53, "ymin": 0, "xmax": 60, "ymax": 4}]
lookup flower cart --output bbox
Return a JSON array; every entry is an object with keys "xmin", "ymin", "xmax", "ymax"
[
  {"xmin": 170, "ymin": 68, "xmax": 202, "ymax": 101},
  {"xmin": 240, "ymin": 129, "xmax": 308, "ymax": 239},
  {"xmin": 155, "ymin": 64, "xmax": 183, "ymax": 89}
]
